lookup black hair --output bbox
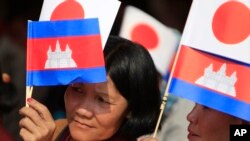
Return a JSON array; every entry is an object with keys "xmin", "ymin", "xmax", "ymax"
[{"xmin": 104, "ymin": 36, "xmax": 161, "ymax": 140}]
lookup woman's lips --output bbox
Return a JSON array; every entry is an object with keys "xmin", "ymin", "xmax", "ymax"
[
  {"xmin": 187, "ymin": 127, "xmax": 199, "ymax": 140},
  {"xmin": 73, "ymin": 118, "xmax": 95, "ymax": 129}
]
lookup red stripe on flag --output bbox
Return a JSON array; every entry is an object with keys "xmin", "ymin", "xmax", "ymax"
[
  {"xmin": 173, "ymin": 45, "xmax": 250, "ymax": 103},
  {"xmin": 27, "ymin": 35, "xmax": 104, "ymax": 70}
]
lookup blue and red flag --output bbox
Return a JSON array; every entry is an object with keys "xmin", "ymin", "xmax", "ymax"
[
  {"xmin": 168, "ymin": 0, "xmax": 250, "ymax": 122},
  {"xmin": 169, "ymin": 45, "xmax": 250, "ymax": 121},
  {"xmin": 26, "ymin": 18, "xmax": 106, "ymax": 86}
]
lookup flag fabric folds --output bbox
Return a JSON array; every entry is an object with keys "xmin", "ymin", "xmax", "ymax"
[
  {"xmin": 119, "ymin": 6, "xmax": 180, "ymax": 81},
  {"xmin": 169, "ymin": 0, "xmax": 250, "ymax": 122},
  {"xmin": 26, "ymin": 18, "xmax": 106, "ymax": 86}
]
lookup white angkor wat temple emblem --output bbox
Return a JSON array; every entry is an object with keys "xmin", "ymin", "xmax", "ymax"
[
  {"xmin": 45, "ymin": 40, "xmax": 77, "ymax": 69},
  {"xmin": 195, "ymin": 63, "xmax": 237, "ymax": 97}
]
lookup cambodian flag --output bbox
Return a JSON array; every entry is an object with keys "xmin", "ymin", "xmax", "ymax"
[
  {"xmin": 169, "ymin": 0, "xmax": 250, "ymax": 122},
  {"xmin": 26, "ymin": 18, "xmax": 106, "ymax": 86},
  {"xmin": 169, "ymin": 45, "xmax": 250, "ymax": 121}
]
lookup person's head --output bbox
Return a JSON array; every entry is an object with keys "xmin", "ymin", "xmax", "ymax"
[
  {"xmin": 64, "ymin": 36, "xmax": 161, "ymax": 141},
  {"xmin": 187, "ymin": 103, "xmax": 249, "ymax": 141},
  {"xmin": 0, "ymin": 71, "xmax": 17, "ymax": 114}
]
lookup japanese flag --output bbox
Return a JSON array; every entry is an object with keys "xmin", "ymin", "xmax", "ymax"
[
  {"xmin": 181, "ymin": 0, "xmax": 250, "ymax": 64},
  {"xmin": 39, "ymin": 0, "xmax": 121, "ymax": 48},
  {"xmin": 119, "ymin": 6, "xmax": 180, "ymax": 79}
]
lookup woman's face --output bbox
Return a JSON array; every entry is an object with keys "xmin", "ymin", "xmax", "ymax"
[
  {"xmin": 65, "ymin": 76, "xmax": 128, "ymax": 141},
  {"xmin": 187, "ymin": 104, "xmax": 242, "ymax": 141}
]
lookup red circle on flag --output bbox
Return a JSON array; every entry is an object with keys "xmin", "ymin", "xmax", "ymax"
[
  {"xmin": 131, "ymin": 23, "xmax": 159, "ymax": 50},
  {"xmin": 51, "ymin": 0, "xmax": 85, "ymax": 20},
  {"xmin": 212, "ymin": 1, "xmax": 250, "ymax": 44}
]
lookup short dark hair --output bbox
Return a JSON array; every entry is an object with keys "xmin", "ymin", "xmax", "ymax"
[{"xmin": 104, "ymin": 36, "xmax": 161, "ymax": 140}]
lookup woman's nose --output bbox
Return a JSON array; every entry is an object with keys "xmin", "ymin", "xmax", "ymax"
[
  {"xmin": 76, "ymin": 107, "xmax": 94, "ymax": 119},
  {"xmin": 186, "ymin": 105, "xmax": 198, "ymax": 124},
  {"xmin": 76, "ymin": 97, "xmax": 94, "ymax": 119}
]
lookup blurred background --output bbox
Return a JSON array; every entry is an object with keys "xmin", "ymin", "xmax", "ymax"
[{"xmin": 0, "ymin": 0, "xmax": 193, "ymax": 141}]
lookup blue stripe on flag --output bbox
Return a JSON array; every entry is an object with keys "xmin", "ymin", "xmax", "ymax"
[
  {"xmin": 28, "ymin": 18, "xmax": 100, "ymax": 38},
  {"xmin": 169, "ymin": 78, "xmax": 250, "ymax": 121},
  {"xmin": 26, "ymin": 67, "xmax": 106, "ymax": 86}
]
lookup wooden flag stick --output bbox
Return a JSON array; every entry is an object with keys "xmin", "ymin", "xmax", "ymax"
[
  {"xmin": 153, "ymin": 94, "xmax": 168, "ymax": 138},
  {"xmin": 25, "ymin": 86, "xmax": 33, "ymax": 107},
  {"xmin": 152, "ymin": 44, "xmax": 182, "ymax": 138}
]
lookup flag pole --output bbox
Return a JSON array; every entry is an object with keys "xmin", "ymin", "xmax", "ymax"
[
  {"xmin": 152, "ymin": 44, "xmax": 182, "ymax": 138},
  {"xmin": 25, "ymin": 86, "xmax": 33, "ymax": 107},
  {"xmin": 152, "ymin": 0, "xmax": 196, "ymax": 136}
]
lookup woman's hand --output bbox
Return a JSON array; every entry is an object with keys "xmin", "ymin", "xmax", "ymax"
[{"xmin": 19, "ymin": 98, "xmax": 56, "ymax": 141}]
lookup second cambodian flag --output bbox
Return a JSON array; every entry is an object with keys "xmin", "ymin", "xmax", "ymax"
[{"xmin": 169, "ymin": 45, "xmax": 250, "ymax": 121}]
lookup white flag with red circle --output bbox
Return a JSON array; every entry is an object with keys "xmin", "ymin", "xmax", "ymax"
[
  {"xmin": 119, "ymin": 6, "xmax": 180, "ymax": 79},
  {"xmin": 181, "ymin": 0, "xmax": 250, "ymax": 64},
  {"xmin": 39, "ymin": 0, "xmax": 121, "ymax": 48}
]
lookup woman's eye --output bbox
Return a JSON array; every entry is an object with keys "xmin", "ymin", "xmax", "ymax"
[
  {"xmin": 72, "ymin": 87, "xmax": 83, "ymax": 93},
  {"xmin": 97, "ymin": 96, "xmax": 111, "ymax": 104}
]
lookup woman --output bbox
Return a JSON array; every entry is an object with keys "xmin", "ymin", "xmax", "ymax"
[
  {"xmin": 141, "ymin": 102, "xmax": 250, "ymax": 141},
  {"xmin": 187, "ymin": 103, "xmax": 250, "ymax": 141},
  {"xmin": 19, "ymin": 36, "xmax": 161, "ymax": 141}
]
